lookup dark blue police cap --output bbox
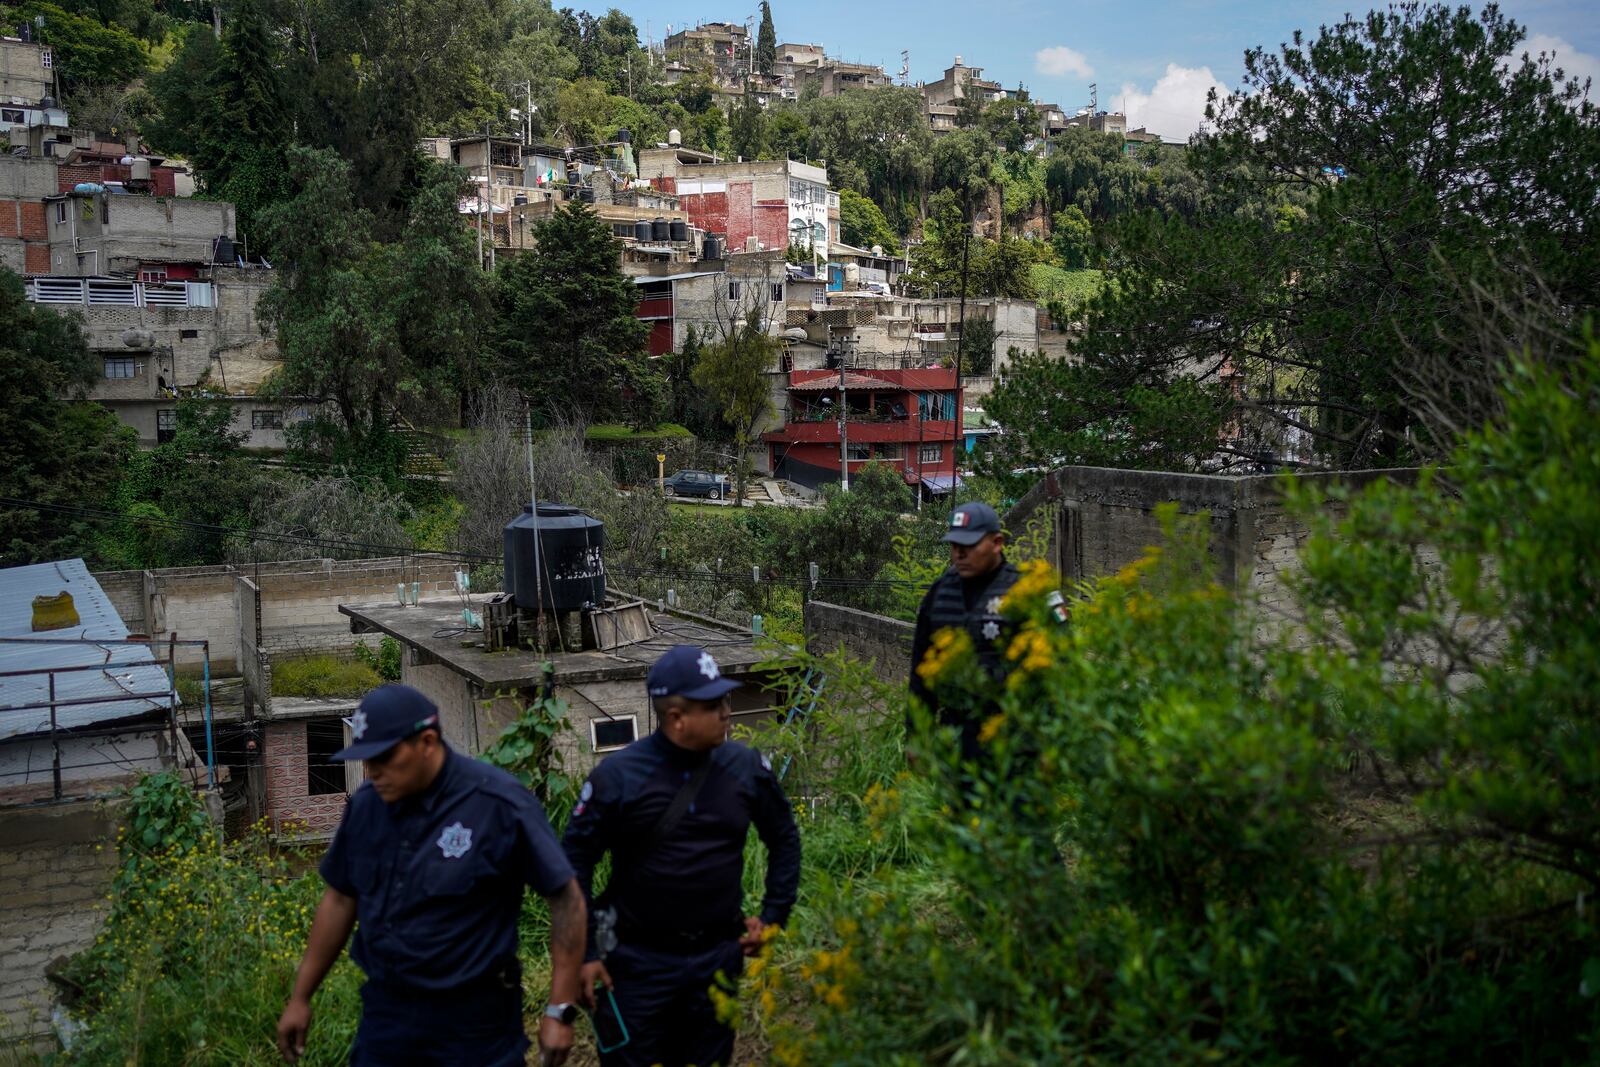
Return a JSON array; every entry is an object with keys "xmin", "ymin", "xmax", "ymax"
[
  {"xmin": 647, "ymin": 645, "xmax": 742, "ymax": 701},
  {"xmin": 332, "ymin": 684, "xmax": 441, "ymax": 761},
  {"xmin": 942, "ymin": 501, "xmax": 1001, "ymax": 545}
]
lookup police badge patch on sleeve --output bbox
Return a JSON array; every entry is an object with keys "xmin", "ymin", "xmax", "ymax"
[{"xmin": 437, "ymin": 822, "xmax": 473, "ymax": 859}]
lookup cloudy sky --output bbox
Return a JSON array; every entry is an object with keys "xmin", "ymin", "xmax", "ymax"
[{"xmin": 619, "ymin": 0, "xmax": 1599, "ymax": 140}]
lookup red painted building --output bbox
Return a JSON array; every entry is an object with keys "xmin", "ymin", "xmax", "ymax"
[{"xmin": 763, "ymin": 368, "xmax": 964, "ymax": 493}]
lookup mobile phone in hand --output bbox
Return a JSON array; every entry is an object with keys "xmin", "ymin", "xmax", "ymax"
[{"xmin": 588, "ymin": 985, "xmax": 629, "ymax": 1053}]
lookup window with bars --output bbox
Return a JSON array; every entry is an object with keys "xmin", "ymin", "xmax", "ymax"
[
  {"xmin": 847, "ymin": 442, "xmax": 871, "ymax": 461},
  {"xmin": 727, "ymin": 280, "xmax": 742, "ymax": 301},
  {"xmin": 919, "ymin": 444, "xmax": 943, "ymax": 464},
  {"xmin": 251, "ymin": 409, "xmax": 284, "ymax": 429},
  {"xmin": 102, "ymin": 356, "xmax": 136, "ymax": 379},
  {"xmin": 157, "ymin": 409, "xmax": 177, "ymax": 443},
  {"xmin": 771, "ymin": 282, "xmax": 784, "ymax": 302}
]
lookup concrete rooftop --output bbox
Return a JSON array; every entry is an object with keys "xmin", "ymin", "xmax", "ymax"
[{"xmin": 340, "ymin": 595, "xmax": 767, "ymax": 691}]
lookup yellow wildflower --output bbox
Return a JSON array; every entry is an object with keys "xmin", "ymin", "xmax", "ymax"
[{"xmin": 977, "ymin": 713, "xmax": 1006, "ymax": 744}]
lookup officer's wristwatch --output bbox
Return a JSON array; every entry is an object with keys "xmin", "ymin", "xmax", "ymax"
[{"xmin": 544, "ymin": 1002, "xmax": 579, "ymax": 1025}]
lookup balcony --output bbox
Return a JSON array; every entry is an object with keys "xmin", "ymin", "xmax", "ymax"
[{"xmin": 26, "ymin": 276, "xmax": 216, "ymax": 309}]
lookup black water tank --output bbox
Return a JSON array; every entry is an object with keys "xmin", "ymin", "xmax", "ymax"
[
  {"xmin": 702, "ymin": 235, "xmax": 721, "ymax": 260},
  {"xmin": 634, "ymin": 219, "xmax": 652, "ymax": 242},
  {"xmin": 651, "ymin": 217, "xmax": 669, "ymax": 242},
  {"xmin": 212, "ymin": 235, "xmax": 235, "ymax": 263},
  {"xmin": 503, "ymin": 504, "xmax": 606, "ymax": 615},
  {"xmin": 669, "ymin": 219, "xmax": 688, "ymax": 243}
]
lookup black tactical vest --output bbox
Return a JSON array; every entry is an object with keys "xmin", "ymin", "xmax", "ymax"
[{"xmin": 925, "ymin": 560, "xmax": 1021, "ymax": 668}]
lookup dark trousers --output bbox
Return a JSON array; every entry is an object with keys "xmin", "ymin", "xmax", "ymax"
[
  {"xmin": 598, "ymin": 939, "xmax": 745, "ymax": 1067},
  {"xmin": 350, "ymin": 973, "xmax": 528, "ymax": 1067}
]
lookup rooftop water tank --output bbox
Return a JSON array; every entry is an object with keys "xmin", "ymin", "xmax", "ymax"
[
  {"xmin": 702, "ymin": 235, "xmax": 721, "ymax": 261},
  {"xmin": 669, "ymin": 219, "xmax": 688, "ymax": 243},
  {"xmin": 651, "ymin": 216, "xmax": 669, "ymax": 242},
  {"xmin": 503, "ymin": 503, "xmax": 606, "ymax": 616},
  {"xmin": 129, "ymin": 157, "xmax": 151, "ymax": 183},
  {"xmin": 633, "ymin": 219, "xmax": 652, "ymax": 242}
]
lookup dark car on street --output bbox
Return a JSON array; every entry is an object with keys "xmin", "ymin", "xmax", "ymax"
[{"xmin": 662, "ymin": 469, "xmax": 730, "ymax": 499}]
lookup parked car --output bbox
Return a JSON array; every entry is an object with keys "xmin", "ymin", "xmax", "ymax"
[{"xmin": 662, "ymin": 469, "xmax": 730, "ymax": 499}]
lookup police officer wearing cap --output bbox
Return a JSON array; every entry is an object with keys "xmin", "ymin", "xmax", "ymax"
[
  {"xmin": 276, "ymin": 684, "xmax": 587, "ymax": 1067},
  {"xmin": 561, "ymin": 645, "xmax": 802, "ymax": 1067},
  {"xmin": 909, "ymin": 501, "xmax": 1024, "ymax": 763}
]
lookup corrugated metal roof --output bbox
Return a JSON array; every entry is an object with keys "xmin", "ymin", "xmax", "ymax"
[
  {"xmin": 789, "ymin": 372, "xmax": 901, "ymax": 392},
  {"xmin": 0, "ymin": 559, "xmax": 174, "ymax": 741}
]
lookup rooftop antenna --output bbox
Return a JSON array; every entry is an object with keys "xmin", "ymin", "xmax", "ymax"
[
  {"xmin": 1089, "ymin": 82, "xmax": 1098, "ymax": 113},
  {"xmin": 899, "ymin": 49, "xmax": 909, "ymax": 86}
]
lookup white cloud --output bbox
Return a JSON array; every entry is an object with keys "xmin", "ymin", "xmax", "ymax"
[
  {"xmin": 1034, "ymin": 46, "xmax": 1094, "ymax": 80},
  {"xmin": 1118, "ymin": 64, "xmax": 1225, "ymax": 141},
  {"xmin": 1523, "ymin": 34, "xmax": 1600, "ymax": 94}
]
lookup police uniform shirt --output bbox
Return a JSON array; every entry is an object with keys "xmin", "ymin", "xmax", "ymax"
[
  {"xmin": 320, "ymin": 746, "xmax": 574, "ymax": 990},
  {"xmin": 562, "ymin": 731, "xmax": 801, "ymax": 955}
]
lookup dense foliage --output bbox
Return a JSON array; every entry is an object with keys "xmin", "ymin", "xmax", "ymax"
[
  {"xmin": 0, "ymin": 270, "xmax": 133, "ymax": 565},
  {"xmin": 989, "ymin": 3, "xmax": 1600, "ymax": 475},
  {"xmin": 65, "ymin": 341, "xmax": 1600, "ymax": 1060}
]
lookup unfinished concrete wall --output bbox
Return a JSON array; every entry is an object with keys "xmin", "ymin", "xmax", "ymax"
[
  {"xmin": 0, "ymin": 800, "xmax": 119, "ymax": 1045},
  {"xmin": 93, "ymin": 557, "xmax": 462, "ymax": 681},
  {"xmin": 402, "ymin": 661, "xmax": 483, "ymax": 754},
  {"xmin": 804, "ymin": 601, "xmax": 915, "ymax": 685},
  {"xmin": 1004, "ymin": 465, "xmax": 1420, "ymax": 603}
]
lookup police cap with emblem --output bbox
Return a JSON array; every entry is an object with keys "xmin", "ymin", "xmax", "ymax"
[
  {"xmin": 647, "ymin": 644, "xmax": 743, "ymax": 701},
  {"xmin": 332, "ymin": 684, "xmax": 442, "ymax": 761},
  {"xmin": 942, "ymin": 501, "xmax": 1001, "ymax": 546}
]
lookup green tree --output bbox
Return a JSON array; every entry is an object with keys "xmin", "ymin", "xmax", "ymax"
[
  {"xmin": 146, "ymin": 1, "xmax": 290, "ymax": 254},
  {"xmin": 1062, "ymin": 3, "xmax": 1600, "ymax": 469},
  {"xmin": 729, "ymin": 84, "xmax": 768, "ymax": 161},
  {"xmin": 1050, "ymin": 206, "xmax": 1093, "ymax": 268},
  {"xmin": 493, "ymin": 201, "xmax": 648, "ymax": 423},
  {"xmin": 691, "ymin": 309, "xmax": 778, "ymax": 504},
  {"xmin": 837, "ymin": 189, "xmax": 900, "ymax": 254},
  {"xmin": 0, "ymin": 269, "xmax": 133, "ymax": 565},
  {"xmin": 259, "ymin": 149, "xmax": 488, "ymax": 464},
  {"xmin": 3, "ymin": 1, "xmax": 146, "ymax": 91},
  {"xmin": 105, "ymin": 397, "xmax": 264, "ymax": 567},
  {"xmin": 755, "ymin": 1, "xmax": 776, "ymax": 76}
]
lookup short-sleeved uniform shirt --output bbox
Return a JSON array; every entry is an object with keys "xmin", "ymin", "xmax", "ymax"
[{"xmin": 321, "ymin": 746, "xmax": 574, "ymax": 990}]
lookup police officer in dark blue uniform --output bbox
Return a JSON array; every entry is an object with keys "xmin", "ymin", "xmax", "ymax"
[
  {"xmin": 276, "ymin": 684, "xmax": 587, "ymax": 1067},
  {"xmin": 562, "ymin": 645, "xmax": 802, "ymax": 1067},
  {"xmin": 908, "ymin": 501, "xmax": 1024, "ymax": 764}
]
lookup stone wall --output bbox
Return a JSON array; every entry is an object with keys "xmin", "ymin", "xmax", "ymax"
[
  {"xmin": 0, "ymin": 800, "xmax": 119, "ymax": 1045},
  {"xmin": 804, "ymin": 601, "xmax": 915, "ymax": 684}
]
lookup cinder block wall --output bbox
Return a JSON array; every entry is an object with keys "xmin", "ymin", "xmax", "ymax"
[
  {"xmin": 803, "ymin": 601, "xmax": 915, "ymax": 684},
  {"xmin": 0, "ymin": 801, "xmax": 120, "ymax": 1044}
]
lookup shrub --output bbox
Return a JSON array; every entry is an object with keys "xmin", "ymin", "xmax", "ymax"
[
  {"xmin": 269, "ymin": 655, "xmax": 382, "ymax": 698},
  {"xmin": 62, "ymin": 776, "xmax": 361, "ymax": 1065}
]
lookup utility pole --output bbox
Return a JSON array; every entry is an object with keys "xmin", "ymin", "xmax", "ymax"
[
  {"xmin": 476, "ymin": 121, "xmax": 486, "ymax": 271},
  {"xmin": 952, "ymin": 175, "xmax": 973, "ymax": 502},
  {"xmin": 837, "ymin": 329, "xmax": 850, "ymax": 492}
]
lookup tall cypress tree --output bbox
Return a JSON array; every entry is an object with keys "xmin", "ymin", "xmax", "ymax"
[{"xmin": 755, "ymin": 1, "xmax": 777, "ymax": 76}]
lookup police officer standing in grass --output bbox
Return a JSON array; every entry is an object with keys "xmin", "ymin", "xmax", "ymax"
[
  {"xmin": 276, "ymin": 684, "xmax": 587, "ymax": 1067},
  {"xmin": 908, "ymin": 501, "xmax": 1023, "ymax": 764},
  {"xmin": 562, "ymin": 644, "xmax": 802, "ymax": 1067}
]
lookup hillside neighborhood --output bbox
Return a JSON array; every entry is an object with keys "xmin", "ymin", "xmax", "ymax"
[{"xmin": 0, "ymin": 0, "xmax": 1597, "ymax": 1062}]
